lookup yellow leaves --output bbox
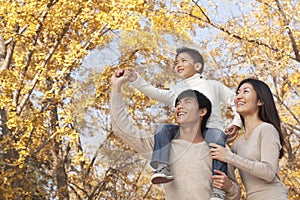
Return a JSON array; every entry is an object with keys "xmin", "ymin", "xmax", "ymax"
[
  {"xmin": 72, "ymin": 151, "xmax": 85, "ymax": 165},
  {"xmin": 279, "ymin": 167, "xmax": 300, "ymax": 199},
  {"xmin": 289, "ymin": 72, "xmax": 300, "ymax": 87},
  {"xmin": 6, "ymin": 117, "xmax": 18, "ymax": 130},
  {"xmin": 179, "ymin": 0, "xmax": 207, "ymax": 26},
  {"xmin": 44, "ymin": 90, "xmax": 54, "ymax": 99},
  {"xmin": 1, "ymin": 0, "xmax": 45, "ymax": 36},
  {"xmin": 120, "ymin": 30, "xmax": 160, "ymax": 52},
  {"xmin": 145, "ymin": 0, "xmax": 205, "ymax": 38},
  {"xmin": 0, "ymin": 0, "xmax": 297, "ymax": 198}
]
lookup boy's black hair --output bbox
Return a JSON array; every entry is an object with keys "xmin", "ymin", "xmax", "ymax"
[
  {"xmin": 175, "ymin": 90, "xmax": 211, "ymax": 133},
  {"xmin": 175, "ymin": 47, "xmax": 204, "ymax": 74}
]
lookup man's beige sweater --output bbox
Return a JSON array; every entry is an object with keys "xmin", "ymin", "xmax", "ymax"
[{"xmin": 110, "ymin": 93, "xmax": 241, "ymax": 200}]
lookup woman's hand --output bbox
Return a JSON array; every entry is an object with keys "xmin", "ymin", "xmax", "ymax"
[{"xmin": 209, "ymin": 143, "xmax": 228, "ymax": 162}]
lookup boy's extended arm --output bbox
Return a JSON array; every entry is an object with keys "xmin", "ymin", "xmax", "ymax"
[
  {"xmin": 131, "ymin": 73, "xmax": 176, "ymax": 107},
  {"xmin": 217, "ymin": 82, "xmax": 243, "ymax": 129}
]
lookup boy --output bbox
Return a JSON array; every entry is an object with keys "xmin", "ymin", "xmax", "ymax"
[{"xmin": 119, "ymin": 47, "xmax": 242, "ymax": 200}]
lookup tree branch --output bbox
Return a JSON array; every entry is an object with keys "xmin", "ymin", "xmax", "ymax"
[
  {"xmin": 187, "ymin": 0, "xmax": 300, "ymax": 61},
  {"xmin": 273, "ymin": 93, "xmax": 299, "ymax": 125},
  {"xmin": 16, "ymin": 8, "xmax": 83, "ymax": 115},
  {"xmin": 275, "ymin": 0, "xmax": 300, "ymax": 62}
]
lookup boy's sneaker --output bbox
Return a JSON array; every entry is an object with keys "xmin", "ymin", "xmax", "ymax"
[
  {"xmin": 150, "ymin": 166, "xmax": 174, "ymax": 184},
  {"xmin": 210, "ymin": 188, "xmax": 225, "ymax": 200}
]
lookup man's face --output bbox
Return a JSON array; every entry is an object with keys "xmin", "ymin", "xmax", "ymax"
[
  {"xmin": 174, "ymin": 52, "xmax": 198, "ymax": 79},
  {"xmin": 174, "ymin": 96, "xmax": 200, "ymax": 125}
]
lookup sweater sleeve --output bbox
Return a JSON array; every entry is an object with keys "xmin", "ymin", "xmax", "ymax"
[
  {"xmin": 131, "ymin": 74, "xmax": 176, "ymax": 107},
  {"xmin": 225, "ymin": 161, "xmax": 241, "ymax": 199},
  {"xmin": 225, "ymin": 125, "xmax": 281, "ymax": 182},
  {"xmin": 216, "ymin": 81, "xmax": 242, "ymax": 128},
  {"xmin": 110, "ymin": 92, "xmax": 154, "ymax": 159}
]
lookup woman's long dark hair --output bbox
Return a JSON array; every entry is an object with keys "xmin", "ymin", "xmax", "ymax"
[{"xmin": 236, "ymin": 78, "xmax": 285, "ymax": 158}]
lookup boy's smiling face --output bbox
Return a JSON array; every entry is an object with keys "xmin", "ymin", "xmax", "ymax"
[{"xmin": 174, "ymin": 52, "xmax": 199, "ymax": 79}]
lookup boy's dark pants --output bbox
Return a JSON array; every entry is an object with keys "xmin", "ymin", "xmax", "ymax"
[{"xmin": 150, "ymin": 124, "xmax": 227, "ymax": 175}]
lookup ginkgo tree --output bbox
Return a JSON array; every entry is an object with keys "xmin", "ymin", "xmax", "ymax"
[
  {"xmin": 95, "ymin": 0, "xmax": 300, "ymax": 199},
  {"xmin": 0, "ymin": 0, "xmax": 206, "ymax": 199},
  {"xmin": 0, "ymin": 0, "xmax": 299, "ymax": 199},
  {"xmin": 187, "ymin": 0, "xmax": 300, "ymax": 199}
]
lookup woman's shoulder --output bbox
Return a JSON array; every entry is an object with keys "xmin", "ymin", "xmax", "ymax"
[
  {"xmin": 257, "ymin": 122, "xmax": 277, "ymax": 132},
  {"xmin": 255, "ymin": 122, "xmax": 280, "ymax": 140}
]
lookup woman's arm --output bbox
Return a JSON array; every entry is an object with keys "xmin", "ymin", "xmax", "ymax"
[
  {"xmin": 225, "ymin": 127, "xmax": 281, "ymax": 181},
  {"xmin": 210, "ymin": 126, "xmax": 281, "ymax": 182}
]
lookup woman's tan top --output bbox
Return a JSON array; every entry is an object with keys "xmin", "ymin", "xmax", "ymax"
[{"xmin": 225, "ymin": 123, "xmax": 288, "ymax": 200}]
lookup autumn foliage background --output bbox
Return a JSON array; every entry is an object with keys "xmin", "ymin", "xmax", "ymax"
[{"xmin": 0, "ymin": 0, "xmax": 299, "ymax": 199}]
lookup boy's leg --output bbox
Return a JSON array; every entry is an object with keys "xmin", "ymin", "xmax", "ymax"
[
  {"xmin": 150, "ymin": 124, "xmax": 179, "ymax": 184},
  {"xmin": 204, "ymin": 128, "xmax": 227, "ymax": 174},
  {"xmin": 203, "ymin": 128, "xmax": 227, "ymax": 200}
]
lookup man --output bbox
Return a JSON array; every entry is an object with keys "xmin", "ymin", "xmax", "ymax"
[{"xmin": 110, "ymin": 69, "xmax": 240, "ymax": 200}]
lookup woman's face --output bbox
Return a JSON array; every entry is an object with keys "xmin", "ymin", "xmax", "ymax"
[{"xmin": 234, "ymin": 82, "xmax": 262, "ymax": 117}]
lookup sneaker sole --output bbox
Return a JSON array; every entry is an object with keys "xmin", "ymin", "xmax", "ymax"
[{"xmin": 151, "ymin": 176, "xmax": 174, "ymax": 184}]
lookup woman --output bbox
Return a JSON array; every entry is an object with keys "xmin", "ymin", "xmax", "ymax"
[{"xmin": 210, "ymin": 78, "xmax": 288, "ymax": 199}]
